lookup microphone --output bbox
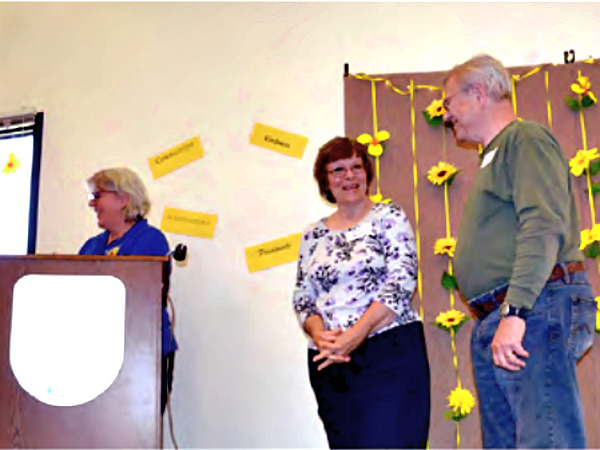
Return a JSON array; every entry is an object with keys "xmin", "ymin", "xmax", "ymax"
[{"xmin": 168, "ymin": 244, "xmax": 187, "ymax": 262}]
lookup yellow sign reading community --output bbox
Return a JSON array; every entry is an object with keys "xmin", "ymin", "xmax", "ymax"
[
  {"xmin": 148, "ymin": 136, "xmax": 204, "ymax": 179},
  {"xmin": 160, "ymin": 207, "xmax": 218, "ymax": 239},
  {"xmin": 249, "ymin": 123, "xmax": 308, "ymax": 159},
  {"xmin": 245, "ymin": 233, "xmax": 302, "ymax": 273}
]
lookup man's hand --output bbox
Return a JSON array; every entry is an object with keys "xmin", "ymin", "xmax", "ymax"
[{"xmin": 491, "ymin": 316, "xmax": 529, "ymax": 371}]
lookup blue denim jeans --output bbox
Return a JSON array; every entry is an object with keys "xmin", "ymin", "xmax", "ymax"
[{"xmin": 470, "ymin": 267, "xmax": 596, "ymax": 448}]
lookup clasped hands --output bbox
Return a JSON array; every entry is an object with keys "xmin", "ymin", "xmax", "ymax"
[{"xmin": 313, "ymin": 327, "xmax": 364, "ymax": 371}]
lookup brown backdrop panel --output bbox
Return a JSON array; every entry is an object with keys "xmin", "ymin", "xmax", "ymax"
[
  {"xmin": 345, "ymin": 59, "xmax": 600, "ymax": 448},
  {"xmin": 0, "ymin": 255, "xmax": 166, "ymax": 448}
]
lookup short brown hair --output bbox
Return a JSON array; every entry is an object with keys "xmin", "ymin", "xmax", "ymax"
[
  {"xmin": 87, "ymin": 167, "xmax": 151, "ymax": 221},
  {"xmin": 313, "ymin": 137, "xmax": 374, "ymax": 203}
]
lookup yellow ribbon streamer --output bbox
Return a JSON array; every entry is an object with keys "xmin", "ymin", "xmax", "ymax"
[
  {"xmin": 545, "ymin": 71, "xmax": 553, "ymax": 131},
  {"xmin": 409, "ymin": 79, "xmax": 424, "ymax": 318},
  {"xmin": 444, "ymin": 183, "xmax": 456, "ymax": 310},
  {"xmin": 450, "ymin": 327, "xmax": 461, "ymax": 448},
  {"xmin": 370, "ymin": 80, "xmax": 383, "ymax": 199},
  {"xmin": 511, "ymin": 77, "xmax": 518, "ymax": 116}
]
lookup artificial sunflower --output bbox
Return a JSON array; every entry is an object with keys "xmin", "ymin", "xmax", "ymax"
[
  {"xmin": 2, "ymin": 153, "xmax": 20, "ymax": 175},
  {"xmin": 435, "ymin": 309, "xmax": 467, "ymax": 331},
  {"xmin": 447, "ymin": 386, "xmax": 476, "ymax": 420},
  {"xmin": 357, "ymin": 130, "xmax": 390, "ymax": 157},
  {"xmin": 427, "ymin": 161, "xmax": 458, "ymax": 186},
  {"xmin": 434, "ymin": 237, "xmax": 456, "ymax": 257},
  {"xmin": 571, "ymin": 76, "xmax": 598, "ymax": 104},
  {"xmin": 423, "ymin": 98, "xmax": 446, "ymax": 126},
  {"xmin": 580, "ymin": 224, "xmax": 600, "ymax": 250},
  {"xmin": 570, "ymin": 148, "xmax": 599, "ymax": 176}
]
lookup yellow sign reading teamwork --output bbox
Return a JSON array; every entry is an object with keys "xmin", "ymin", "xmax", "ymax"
[
  {"xmin": 249, "ymin": 123, "xmax": 308, "ymax": 159},
  {"xmin": 148, "ymin": 136, "xmax": 204, "ymax": 179},
  {"xmin": 160, "ymin": 207, "xmax": 217, "ymax": 239},
  {"xmin": 245, "ymin": 233, "xmax": 302, "ymax": 273}
]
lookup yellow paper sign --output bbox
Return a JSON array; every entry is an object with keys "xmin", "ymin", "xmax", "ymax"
[
  {"xmin": 160, "ymin": 207, "xmax": 217, "ymax": 239},
  {"xmin": 245, "ymin": 233, "xmax": 302, "ymax": 273},
  {"xmin": 147, "ymin": 136, "xmax": 204, "ymax": 179},
  {"xmin": 249, "ymin": 123, "xmax": 308, "ymax": 159}
]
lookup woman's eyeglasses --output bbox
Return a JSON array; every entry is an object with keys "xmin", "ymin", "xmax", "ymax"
[
  {"xmin": 88, "ymin": 190, "xmax": 116, "ymax": 201},
  {"xmin": 327, "ymin": 164, "xmax": 364, "ymax": 179}
]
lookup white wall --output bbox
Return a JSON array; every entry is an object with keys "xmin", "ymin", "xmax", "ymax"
[{"xmin": 1, "ymin": 2, "xmax": 599, "ymax": 447}]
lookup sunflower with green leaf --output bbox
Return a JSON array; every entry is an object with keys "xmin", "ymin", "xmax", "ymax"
[
  {"xmin": 434, "ymin": 237, "xmax": 456, "ymax": 258},
  {"xmin": 435, "ymin": 309, "xmax": 469, "ymax": 332},
  {"xmin": 423, "ymin": 98, "xmax": 446, "ymax": 126},
  {"xmin": 427, "ymin": 161, "xmax": 459, "ymax": 186},
  {"xmin": 446, "ymin": 386, "xmax": 476, "ymax": 421}
]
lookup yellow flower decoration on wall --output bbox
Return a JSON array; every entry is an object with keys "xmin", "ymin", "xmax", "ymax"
[
  {"xmin": 357, "ymin": 130, "xmax": 390, "ymax": 157},
  {"xmin": 434, "ymin": 237, "xmax": 456, "ymax": 257},
  {"xmin": 427, "ymin": 161, "xmax": 458, "ymax": 186},
  {"xmin": 580, "ymin": 224, "xmax": 600, "ymax": 250},
  {"xmin": 423, "ymin": 98, "xmax": 446, "ymax": 127},
  {"xmin": 426, "ymin": 98, "xmax": 446, "ymax": 118},
  {"xmin": 2, "ymin": 153, "xmax": 21, "ymax": 175},
  {"xmin": 570, "ymin": 148, "xmax": 599, "ymax": 176},
  {"xmin": 571, "ymin": 76, "xmax": 597, "ymax": 103},
  {"xmin": 447, "ymin": 386, "xmax": 476, "ymax": 421},
  {"xmin": 566, "ymin": 74, "xmax": 597, "ymax": 110},
  {"xmin": 596, "ymin": 296, "xmax": 600, "ymax": 332},
  {"xmin": 435, "ymin": 309, "xmax": 468, "ymax": 331}
]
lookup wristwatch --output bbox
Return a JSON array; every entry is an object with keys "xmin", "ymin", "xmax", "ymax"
[{"xmin": 500, "ymin": 303, "xmax": 530, "ymax": 319}]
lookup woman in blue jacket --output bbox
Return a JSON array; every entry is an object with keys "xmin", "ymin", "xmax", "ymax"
[{"xmin": 79, "ymin": 167, "xmax": 177, "ymax": 414}]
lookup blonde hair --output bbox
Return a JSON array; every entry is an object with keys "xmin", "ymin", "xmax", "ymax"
[
  {"xmin": 87, "ymin": 167, "xmax": 150, "ymax": 221},
  {"xmin": 445, "ymin": 54, "xmax": 512, "ymax": 101}
]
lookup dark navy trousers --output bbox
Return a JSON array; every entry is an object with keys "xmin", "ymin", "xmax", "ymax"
[{"xmin": 308, "ymin": 321, "xmax": 430, "ymax": 449}]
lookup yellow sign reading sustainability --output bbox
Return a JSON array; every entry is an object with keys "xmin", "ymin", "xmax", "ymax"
[
  {"xmin": 160, "ymin": 207, "xmax": 218, "ymax": 239},
  {"xmin": 245, "ymin": 233, "xmax": 302, "ymax": 273},
  {"xmin": 148, "ymin": 136, "xmax": 204, "ymax": 179},
  {"xmin": 249, "ymin": 123, "xmax": 308, "ymax": 159}
]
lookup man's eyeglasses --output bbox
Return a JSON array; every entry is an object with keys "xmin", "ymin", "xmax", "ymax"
[
  {"xmin": 327, "ymin": 164, "xmax": 365, "ymax": 179},
  {"xmin": 443, "ymin": 85, "xmax": 473, "ymax": 110}
]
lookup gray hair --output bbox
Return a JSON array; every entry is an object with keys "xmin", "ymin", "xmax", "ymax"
[
  {"xmin": 445, "ymin": 54, "xmax": 512, "ymax": 101},
  {"xmin": 87, "ymin": 167, "xmax": 151, "ymax": 221}
]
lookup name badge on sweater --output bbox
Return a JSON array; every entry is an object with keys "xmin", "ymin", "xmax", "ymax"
[
  {"xmin": 480, "ymin": 147, "xmax": 497, "ymax": 168},
  {"xmin": 345, "ymin": 222, "xmax": 371, "ymax": 241}
]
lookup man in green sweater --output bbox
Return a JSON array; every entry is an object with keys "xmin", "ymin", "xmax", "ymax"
[{"xmin": 444, "ymin": 54, "xmax": 596, "ymax": 448}]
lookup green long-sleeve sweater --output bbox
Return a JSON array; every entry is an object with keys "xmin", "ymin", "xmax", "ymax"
[{"xmin": 454, "ymin": 120, "xmax": 583, "ymax": 309}]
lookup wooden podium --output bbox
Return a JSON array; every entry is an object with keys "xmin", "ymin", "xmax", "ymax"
[{"xmin": 0, "ymin": 255, "xmax": 168, "ymax": 448}]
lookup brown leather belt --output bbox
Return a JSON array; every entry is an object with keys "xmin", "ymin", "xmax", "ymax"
[{"xmin": 466, "ymin": 261, "xmax": 585, "ymax": 320}]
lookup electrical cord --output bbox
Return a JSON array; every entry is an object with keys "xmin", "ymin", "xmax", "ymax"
[{"xmin": 165, "ymin": 293, "xmax": 179, "ymax": 449}]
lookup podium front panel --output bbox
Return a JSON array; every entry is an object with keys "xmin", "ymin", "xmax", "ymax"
[{"xmin": 0, "ymin": 255, "xmax": 166, "ymax": 448}]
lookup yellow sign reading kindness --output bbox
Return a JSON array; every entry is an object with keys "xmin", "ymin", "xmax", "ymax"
[
  {"xmin": 245, "ymin": 233, "xmax": 302, "ymax": 273},
  {"xmin": 249, "ymin": 123, "xmax": 308, "ymax": 159},
  {"xmin": 148, "ymin": 136, "xmax": 204, "ymax": 179},
  {"xmin": 160, "ymin": 207, "xmax": 218, "ymax": 239}
]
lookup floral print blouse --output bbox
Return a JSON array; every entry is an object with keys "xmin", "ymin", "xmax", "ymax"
[{"xmin": 293, "ymin": 202, "xmax": 420, "ymax": 348}]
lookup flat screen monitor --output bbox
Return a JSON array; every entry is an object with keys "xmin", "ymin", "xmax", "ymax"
[{"xmin": 0, "ymin": 112, "xmax": 43, "ymax": 254}]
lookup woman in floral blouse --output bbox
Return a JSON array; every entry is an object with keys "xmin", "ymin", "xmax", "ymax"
[{"xmin": 293, "ymin": 137, "xmax": 430, "ymax": 448}]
